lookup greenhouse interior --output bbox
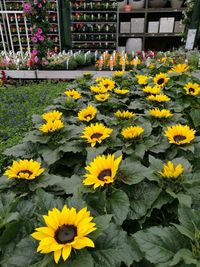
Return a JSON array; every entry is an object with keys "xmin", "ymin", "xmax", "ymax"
[{"xmin": 1, "ymin": 0, "xmax": 200, "ymax": 266}]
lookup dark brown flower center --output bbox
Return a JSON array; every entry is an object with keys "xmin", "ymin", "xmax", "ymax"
[
  {"xmin": 54, "ymin": 225, "xmax": 77, "ymax": 244},
  {"xmin": 98, "ymin": 169, "xmax": 112, "ymax": 181},
  {"xmin": 17, "ymin": 170, "xmax": 33, "ymax": 177},
  {"xmin": 189, "ymin": 88, "xmax": 195, "ymax": 93},
  {"xmin": 157, "ymin": 78, "xmax": 165, "ymax": 85},
  {"xmin": 91, "ymin": 133, "xmax": 102, "ymax": 139},
  {"xmin": 104, "ymin": 83, "xmax": 109, "ymax": 88},
  {"xmin": 174, "ymin": 135, "xmax": 186, "ymax": 142},
  {"xmin": 85, "ymin": 114, "xmax": 92, "ymax": 119}
]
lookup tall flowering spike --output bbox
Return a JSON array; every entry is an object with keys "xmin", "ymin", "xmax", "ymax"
[
  {"xmin": 81, "ymin": 123, "xmax": 113, "ymax": 147},
  {"xmin": 78, "ymin": 105, "xmax": 97, "ymax": 122},
  {"xmin": 4, "ymin": 159, "xmax": 45, "ymax": 180},
  {"xmin": 159, "ymin": 161, "xmax": 184, "ymax": 179},
  {"xmin": 164, "ymin": 124, "xmax": 196, "ymax": 145},
  {"xmin": 32, "ymin": 205, "xmax": 96, "ymax": 264},
  {"xmin": 83, "ymin": 154, "xmax": 123, "ymax": 189}
]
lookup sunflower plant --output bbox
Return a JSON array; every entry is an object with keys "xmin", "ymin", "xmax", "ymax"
[{"xmin": 1, "ymin": 59, "xmax": 200, "ymax": 266}]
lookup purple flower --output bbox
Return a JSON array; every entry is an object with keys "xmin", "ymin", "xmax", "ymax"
[
  {"xmin": 32, "ymin": 48, "xmax": 38, "ymax": 56},
  {"xmin": 31, "ymin": 36, "xmax": 38, "ymax": 43}
]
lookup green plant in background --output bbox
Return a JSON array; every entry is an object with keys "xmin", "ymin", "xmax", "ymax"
[{"xmin": 1, "ymin": 60, "xmax": 200, "ymax": 266}]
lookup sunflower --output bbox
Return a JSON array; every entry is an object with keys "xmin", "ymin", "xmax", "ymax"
[
  {"xmin": 136, "ymin": 75, "xmax": 148, "ymax": 85},
  {"xmin": 78, "ymin": 105, "xmax": 97, "ymax": 122},
  {"xmin": 95, "ymin": 76, "xmax": 106, "ymax": 83},
  {"xmin": 153, "ymin": 73, "xmax": 170, "ymax": 88},
  {"xmin": 115, "ymin": 110, "xmax": 136, "ymax": 119},
  {"xmin": 114, "ymin": 88, "xmax": 130, "ymax": 95},
  {"xmin": 130, "ymin": 57, "xmax": 141, "ymax": 66},
  {"xmin": 149, "ymin": 108, "xmax": 173, "ymax": 118},
  {"xmin": 40, "ymin": 120, "xmax": 64, "ymax": 133},
  {"xmin": 143, "ymin": 85, "xmax": 161, "ymax": 95},
  {"xmin": 121, "ymin": 126, "xmax": 144, "ymax": 139},
  {"xmin": 99, "ymin": 78, "xmax": 115, "ymax": 91},
  {"xmin": 147, "ymin": 94, "xmax": 171, "ymax": 102},
  {"xmin": 42, "ymin": 110, "xmax": 62, "ymax": 122},
  {"xmin": 113, "ymin": 70, "xmax": 125, "ymax": 78},
  {"xmin": 148, "ymin": 63, "xmax": 156, "ymax": 69},
  {"xmin": 64, "ymin": 89, "xmax": 81, "ymax": 100},
  {"xmin": 83, "ymin": 154, "xmax": 123, "ymax": 189},
  {"xmin": 183, "ymin": 82, "xmax": 200, "ymax": 96},
  {"xmin": 40, "ymin": 119, "xmax": 64, "ymax": 134},
  {"xmin": 5, "ymin": 159, "xmax": 44, "ymax": 180},
  {"xmin": 81, "ymin": 123, "xmax": 113, "ymax": 147},
  {"xmin": 90, "ymin": 85, "xmax": 108, "ymax": 94},
  {"xmin": 158, "ymin": 161, "xmax": 184, "ymax": 179},
  {"xmin": 164, "ymin": 124, "xmax": 196, "ymax": 145},
  {"xmin": 32, "ymin": 205, "xmax": 96, "ymax": 264},
  {"xmin": 170, "ymin": 63, "xmax": 189, "ymax": 73},
  {"xmin": 95, "ymin": 93, "xmax": 110, "ymax": 102}
]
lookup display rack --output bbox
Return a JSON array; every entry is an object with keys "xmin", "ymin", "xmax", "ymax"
[
  {"xmin": 0, "ymin": 0, "xmax": 61, "ymax": 52},
  {"xmin": 70, "ymin": 0, "xmax": 118, "ymax": 51},
  {"xmin": 118, "ymin": 1, "xmax": 186, "ymax": 51}
]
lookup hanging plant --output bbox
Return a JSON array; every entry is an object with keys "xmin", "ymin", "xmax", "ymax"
[{"xmin": 22, "ymin": 0, "xmax": 53, "ymax": 66}]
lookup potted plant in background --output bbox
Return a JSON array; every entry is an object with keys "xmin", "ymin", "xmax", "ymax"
[{"xmin": 123, "ymin": 0, "xmax": 132, "ymax": 11}]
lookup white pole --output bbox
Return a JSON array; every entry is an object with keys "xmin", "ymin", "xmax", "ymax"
[
  {"xmin": 5, "ymin": 12, "xmax": 15, "ymax": 56},
  {"xmin": 14, "ymin": 13, "xmax": 23, "ymax": 58},
  {"xmin": 0, "ymin": 22, "xmax": 7, "ymax": 54},
  {"xmin": 24, "ymin": 15, "xmax": 31, "ymax": 55}
]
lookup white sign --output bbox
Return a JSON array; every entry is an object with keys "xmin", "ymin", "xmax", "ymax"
[{"xmin": 185, "ymin": 29, "xmax": 197, "ymax": 50}]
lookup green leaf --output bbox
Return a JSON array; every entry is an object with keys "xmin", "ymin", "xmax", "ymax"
[
  {"xmin": 86, "ymin": 146, "xmax": 107, "ymax": 164},
  {"xmin": 36, "ymin": 189, "xmax": 63, "ymax": 213},
  {"xmin": 127, "ymin": 181, "xmax": 161, "ymax": 221},
  {"xmin": 68, "ymin": 251, "xmax": 94, "ymax": 267},
  {"xmin": 91, "ymin": 215, "xmax": 113, "ymax": 240},
  {"xmin": 40, "ymin": 148, "xmax": 61, "ymax": 165},
  {"xmin": 92, "ymin": 223, "xmax": 137, "ymax": 267},
  {"xmin": 106, "ymin": 189, "xmax": 129, "ymax": 225},
  {"xmin": 1, "ymin": 237, "xmax": 38, "ymax": 267},
  {"xmin": 0, "ymin": 221, "xmax": 21, "ymax": 245},
  {"xmin": 59, "ymin": 141, "xmax": 83, "ymax": 154},
  {"xmin": 190, "ymin": 108, "xmax": 200, "ymax": 128},
  {"xmin": 119, "ymin": 158, "xmax": 149, "ymax": 185},
  {"xmin": 3, "ymin": 143, "xmax": 28, "ymax": 157},
  {"xmin": 134, "ymin": 226, "xmax": 187, "ymax": 265},
  {"xmin": 169, "ymin": 249, "xmax": 199, "ymax": 266},
  {"xmin": 57, "ymin": 175, "xmax": 82, "ymax": 195}
]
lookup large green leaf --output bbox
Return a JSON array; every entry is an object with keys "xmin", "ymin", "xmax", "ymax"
[
  {"xmin": 190, "ymin": 109, "xmax": 200, "ymax": 128},
  {"xmin": 134, "ymin": 226, "xmax": 188, "ymax": 265},
  {"xmin": 91, "ymin": 215, "xmax": 113, "ymax": 240},
  {"xmin": 106, "ymin": 189, "xmax": 129, "ymax": 225},
  {"xmin": 92, "ymin": 223, "xmax": 140, "ymax": 267},
  {"xmin": 169, "ymin": 248, "xmax": 199, "ymax": 266},
  {"xmin": 40, "ymin": 148, "xmax": 61, "ymax": 165},
  {"xmin": 119, "ymin": 158, "xmax": 149, "ymax": 185},
  {"xmin": 86, "ymin": 146, "xmax": 107, "ymax": 164}
]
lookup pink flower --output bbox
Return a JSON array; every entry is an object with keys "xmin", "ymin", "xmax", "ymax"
[
  {"xmin": 34, "ymin": 0, "xmax": 38, "ymax": 4},
  {"xmin": 35, "ymin": 33, "xmax": 41, "ymax": 38},
  {"xmin": 38, "ymin": 35, "xmax": 44, "ymax": 42},
  {"xmin": 23, "ymin": 2, "xmax": 31, "ymax": 14},
  {"xmin": 37, "ymin": 28, "xmax": 43, "ymax": 34},
  {"xmin": 32, "ymin": 48, "xmax": 38, "ymax": 56},
  {"xmin": 34, "ymin": 56, "xmax": 39, "ymax": 63},
  {"xmin": 38, "ymin": 3, "xmax": 42, "ymax": 8},
  {"xmin": 31, "ymin": 36, "xmax": 38, "ymax": 43}
]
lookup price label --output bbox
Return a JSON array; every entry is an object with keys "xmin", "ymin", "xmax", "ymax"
[{"xmin": 185, "ymin": 29, "xmax": 197, "ymax": 50}]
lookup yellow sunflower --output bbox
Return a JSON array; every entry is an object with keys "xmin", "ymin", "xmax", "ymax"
[
  {"xmin": 78, "ymin": 105, "xmax": 97, "ymax": 122},
  {"xmin": 158, "ymin": 161, "xmax": 184, "ymax": 179},
  {"xmin": 5, "ymin": 159, "xmax": 44, "ymax": 180},
  {"xmin": 121, "ymin": 126, "xmax": 144, "ymax": 139},
  {"xmin": 143, "ymin": 85, "xmax": 161, "ymax": 95},
  {"xmin": 114, "ymin": 88, "xmax": 130, "ymax": 95},
  {"xmin": 170, "ymin": 63, "xmax": 189, "ymax": 73},
  {"xmin": 64, "ymin": 89, "xmax": 81, "ymax": 100},
  {"xmin": 95, "ymin": 76, "xmax": 106, "ymax": 83},
  {"xmin": 39, "ymin": 120, "xmax": 64, "ymax": 133},
  {"xmin": 147, "ymin": 94, "xmax": 171, "ymax": 102},
  {"xmin": 113, "ymin": 70, "xmax": 125, "ymax": 78},
  {"xmin": 153, "ymin": 73, "xmax": 170, "ymax": 88},
  {"xmin": 81, "ymin": 123, "xmax": 113, "ymax": 147},
  {"xmin": 148, "ymin": 63, "xmax": 156, "ymax": 69},
  {"xmin": 149, "ymin": 108, "xmax": 173, "ymax": 118},
  {"xmin": 95, "ymin": 93, "xmax": 110, "ymax": 102},
  {"xmin": 183, "ymin": 82, "xmax": 200, "ymax": 96},
  {"xmin": 42, "ymin": 110, "xmax": 62, "ymax": 122},
  {"xmin": 90, "ymin": 85, "xmax": 108, "ymax": 94},
  {"xmin": 32, "ymin": 205, "xmax": 96, "ymax": 264},
  {"xmin": 99, "ymin": 78, "xmax": 115, "ymax": 91},
  {"xmin": 83, "ymin": 154, "xmax": 123, "ymax": 189},
  {"xmin": 115, "ymin": 110, "xmax": 136, "ymax": 119},
  {"xmin": 130, "ymin": 57, "xmax": 141, "ymax": 66},
  {"xmin": 136, "ymin": 75, "xmax": 148, "ymax": 85},
  {"xmin": 164, "ymin": 124, "xmax": 196, "ymax": 145}
]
